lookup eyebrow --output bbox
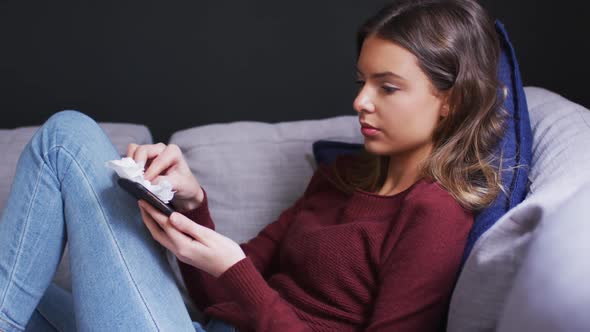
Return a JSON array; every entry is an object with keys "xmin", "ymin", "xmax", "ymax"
[{"xmin": 356, "ymin": 68, "xmax": 406, "ymax": 81}]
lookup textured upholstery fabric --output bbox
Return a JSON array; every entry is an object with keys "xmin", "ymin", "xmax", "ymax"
[{"xmin": 496, "ymin": 184, "xmax": 590, "ymax": 332}]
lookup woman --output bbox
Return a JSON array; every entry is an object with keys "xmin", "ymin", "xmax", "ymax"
[{"xmin": 0, "ymin": 0, "xmax": 505, "ymax": 331}]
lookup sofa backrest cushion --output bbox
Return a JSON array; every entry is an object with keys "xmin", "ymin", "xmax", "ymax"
[
  {"xmin": 447, "ymin": 87, "xmax": 590, "ymax": 331},
  {"xmin": 496, "ymin": 184, "xmax": 590, "ymax": 332}
]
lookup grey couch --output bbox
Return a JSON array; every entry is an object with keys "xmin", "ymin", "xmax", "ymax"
[{"xmin": 1, "ymin": 87, "xmax": 589, "ymax": 331}]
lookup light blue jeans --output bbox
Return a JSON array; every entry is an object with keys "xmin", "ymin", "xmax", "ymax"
[{"xmin": 0, "ymin": 111, "xmax": 237, "ymax": 332}]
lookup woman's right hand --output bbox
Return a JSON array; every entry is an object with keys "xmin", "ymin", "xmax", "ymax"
[{"xmin": 127, "ymin": 143, "xmax": 204, "ymax": 211}]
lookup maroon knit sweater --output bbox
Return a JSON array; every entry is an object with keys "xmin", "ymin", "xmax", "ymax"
[{"xmin": 178, "ymin": 157, "xmax": 473, "ymax": 332}]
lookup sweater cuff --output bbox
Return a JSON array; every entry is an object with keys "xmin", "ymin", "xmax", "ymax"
[
  {"xmin": 180, "ymin": 187, "xmax": 215, "ymax": 230},
  {"xmin": 217, "ymin": 257, "xmax": 274, "ymax": 307}
]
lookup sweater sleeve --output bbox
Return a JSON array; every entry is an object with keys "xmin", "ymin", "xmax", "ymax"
[
  {"xmin": 364, "ymin": 191, "xmax": 472, "ymax": 331},
  {"xmin": 181, "ymin": 188, "xmax": 215, "ymax": 230},
  {"xmin": 177, "ymin": 167, "xmax": 325, "ymax": 311}
]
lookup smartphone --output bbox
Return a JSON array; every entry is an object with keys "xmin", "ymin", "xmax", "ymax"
[{"xmin": 118, "ymin": 178, "xmax": 175, "ymax": 216}]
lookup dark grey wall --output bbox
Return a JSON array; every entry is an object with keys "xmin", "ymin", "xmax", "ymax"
[
  {"xmin": 1, "ymin": 1, "xmax": 588, "ymax": 142},
  {"xmin": 482, "ymin": 1, "xmax": 589, "ymax": 110}
]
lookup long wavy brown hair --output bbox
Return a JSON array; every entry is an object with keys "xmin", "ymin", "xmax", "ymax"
[{"xmin": 326, "ymin": 0, "xmax": 507, "ymax": 211}]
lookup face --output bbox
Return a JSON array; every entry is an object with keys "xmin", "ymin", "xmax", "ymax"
[{"xmin": 354, "ymin": 35, "xmax": 448, "ymax": 157}]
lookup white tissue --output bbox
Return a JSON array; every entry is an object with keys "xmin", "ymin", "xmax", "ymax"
[{"xmin": 105, "ymin": 157, "xmax": 175, "ymax": 203}]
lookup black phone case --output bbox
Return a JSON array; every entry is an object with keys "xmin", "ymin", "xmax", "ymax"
[{"xmin": 117, "ymin": 178, "xmax": 175, "ymax": 216}]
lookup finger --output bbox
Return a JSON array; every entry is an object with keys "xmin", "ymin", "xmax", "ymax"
[
  {"xmin": 160, "ymin": 215, "xmax": 202, "ymax": 250},
  {"xmin": 139, "ymin": 201, "xmax": 204, "ymax": 252},
  {"xmin": 138, "ymin": 200, "xmax": 169, "ymax": 226},
  {"xmin": 126, "ymin": 143, "xmax": 138, "ymax": 158},
  {"xmin": 132, "ymin": 143, "xmax": 167, "ymax": 168},
  {"xmin": 169, "ymin": 212, "xmax": 213, "ymax": 245},
  {"xmin": 144, "ymin": 144, "xmax": 182, "ymax": 181},
  {"xmin": 160, "ymin": 215, "xmax": 211, "ymax": 264},
  {"xmin": 138, "ymin": 203, "xmax": 174, "ymax": 250},
  {"xmin": 172, "ymin": 232, "xmax": 210, "ymax": 265}
]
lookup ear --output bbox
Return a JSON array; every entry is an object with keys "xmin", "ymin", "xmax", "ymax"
[
  {"xmin": 439, "ymin": 91, "xmax": 452, "ymax": 118},
  {"xmin": 440, "ymin": 103, "xmax": 450, "ymax": 117}
]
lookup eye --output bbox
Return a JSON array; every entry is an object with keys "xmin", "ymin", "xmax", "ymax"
[{"xmin": 381, "ymin": 85, "xmax": 399, "ymax": 94}]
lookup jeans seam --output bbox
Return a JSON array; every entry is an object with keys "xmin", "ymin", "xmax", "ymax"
[
  {"xmin": 53, "ymin": 145, "xmax": 161, "ymax": 332},
  {"xmin": 0, "ymin": 162, "xmax": 45, "ymax": 332},
  {"xmin": 48, "ymin": 145, "xmax": 77, "ymax": 185}
]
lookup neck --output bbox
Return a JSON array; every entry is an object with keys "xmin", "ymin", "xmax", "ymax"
[{"xmin": 378, "ymin": 143, "xmax": 433, "ymax": 196}]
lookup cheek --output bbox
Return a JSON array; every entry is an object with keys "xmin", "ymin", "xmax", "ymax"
[
  {"xmin": 378, "ymin": 96, "xmax": 416, "ymax": 128},
  {"xmin": 379, "ymin": 95, "xmax": 441, "ymax": 140}
]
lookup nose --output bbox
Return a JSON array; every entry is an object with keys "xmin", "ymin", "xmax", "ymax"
[{"xmin": 353, "ymin": 86, "xmax": 375, "ymax": 114}]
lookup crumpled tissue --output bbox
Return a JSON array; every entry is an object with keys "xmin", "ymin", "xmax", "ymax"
[{"xmin": 105, "ymin": 157, "xmax": 175, "ymax": 203}]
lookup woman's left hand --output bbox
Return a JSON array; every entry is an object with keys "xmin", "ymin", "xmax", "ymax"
[{"xmin": 138, "ymin": 200, "xmax": 246, "ymax": 278}]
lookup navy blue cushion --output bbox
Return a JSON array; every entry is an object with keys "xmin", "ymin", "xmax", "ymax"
[
  {"xmin": 312, "ymin": 140, "xmax": 364, "ymax": 166},
  {"xmin": 312, "ymin": 20, "xmax": 532, "ymax": 266}
]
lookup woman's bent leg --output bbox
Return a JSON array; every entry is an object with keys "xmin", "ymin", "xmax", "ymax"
[{"xmin": 0, "ymin": 111, "xmax": 195, "ymax": 332}]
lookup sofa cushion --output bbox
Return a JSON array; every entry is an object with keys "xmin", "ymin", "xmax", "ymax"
[
  {"xmin": 446, "ymin": 87, "xmax": 590, "ymax": 331},
  {"xmin": 496, "ymin": 184, "xmax": 590, "ymax": 332},
  {"xmin": 460, "ymin": 20, "xmax": 533, "ymax": 264},
  {"xmin": 312, "ymin": 140, "xmax": 364, "ymax": 166},
  {"xmin": 169, "ymin": 116, "xmax": 362, "ymax": 244}
]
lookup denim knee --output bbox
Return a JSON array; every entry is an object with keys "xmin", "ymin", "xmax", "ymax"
[
  {"xmin": 43, "ymin": 110, "xmax": 100, "ymax": 137},
  {"xmin": 38, "ymin": 110, "xmax": 107, "ymax": 150}
]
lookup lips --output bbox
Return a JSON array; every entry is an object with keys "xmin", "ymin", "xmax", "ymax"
[
  {"xmin": 360, "ymin": 121, "xmax": 380, "ymax": 137},
  {"xmin": 360, "ymin": 122, "xmax": 378, "ymax": 130}
]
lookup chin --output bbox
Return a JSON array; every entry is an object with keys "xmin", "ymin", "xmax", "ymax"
[{"xmin": 363, "ymin": 141, "xmax": 393, "ymax": 156}]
